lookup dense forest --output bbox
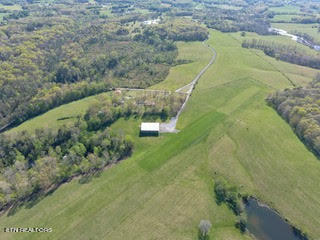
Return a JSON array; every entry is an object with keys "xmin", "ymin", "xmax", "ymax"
[
  {"xmin": 0, "ymin": 4, "xmax": 208, "ymax": 132},
  {"xmin": 197, "ymin": 4, "xmax": 271, "ymax": 35},
  {"xmin": 0, "ymin": 91, "xmax": 185, "ymax": 209},
  {"xmin": 242, "ymin": 39, "xmax": 320, "ymax": 69},
  {"xmin": 267, "ymin": 74, "xmax": 320, "ymax": 159}
]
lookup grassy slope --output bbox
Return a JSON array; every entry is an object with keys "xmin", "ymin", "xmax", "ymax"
[
  {"xmin": 8, "ymin": 93, "xmax": 107, "ymax": 134},
  {"xmin": 150, "ymin": 41, "xmax": 212, "ymax": 91},
  {"xmin": 271, "ymin": 14, "xmax": 301, "ymax": 22},
  {"xmin": 0, "ymin": 4, "xmax": 22, "ymax": 11},
  {"xmin": 1, "ymin": 30, "xmax": 320, "ymax": 240},
  {"xmin": 0, "ymin": 116, "xmax": 249, "ymax": 240},
  {"xmin": 179, "ymin": 30, "xmax": 320, "ymax": 238},
  {"xmin": 269, "ymin": 5, "xmax": 302, "ymax": 14},
  {"xmin": 230, "ymin": 31, "xmax": 319, "ymax": 86},
  {"xmin": 237, "ymin": 31, "xmax": 320, "ymax": 57}
]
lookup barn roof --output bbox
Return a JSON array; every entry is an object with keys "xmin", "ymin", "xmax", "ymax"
[{"xmin": 140, "ymin": 122, "xmax": 160, "ymax": 132}]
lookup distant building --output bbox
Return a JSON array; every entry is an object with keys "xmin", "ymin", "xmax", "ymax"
[
  {"xmin": 115, "ymin": 89, "xmax": 122, "ymax": 94},
  {"xmin": 142, "ymin": 19, "xmax": 160, "ymax": 25},
  {"xmin": 140, "ymin": 122, "xmax": 160, "ymax": 136}
]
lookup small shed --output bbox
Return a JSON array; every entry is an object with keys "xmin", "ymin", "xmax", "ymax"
[{"xmin": 140, "ymin": 122, "xmax": 160, "ymax": 136}]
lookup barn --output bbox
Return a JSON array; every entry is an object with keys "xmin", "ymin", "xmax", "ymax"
[{"xmin": 140, "ymin": 122, "xmax": 160, "ymax": 136}]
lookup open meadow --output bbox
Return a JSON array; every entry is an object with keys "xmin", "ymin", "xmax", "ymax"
[
  {"xmin": 269, "ymin": 5, "xmax": 302, "ymax": 14},
  {"xmin": 1, "ymin": 30, "xmax": 320, "ymax": 240},
  {"xmin": 7, "ymin": 94, "xmax": 106, "ymax": 134}
]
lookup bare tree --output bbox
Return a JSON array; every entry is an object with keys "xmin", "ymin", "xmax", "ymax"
[{"xmin": 198, "ymin": 220, "xmax": 212, "ymax": 240}]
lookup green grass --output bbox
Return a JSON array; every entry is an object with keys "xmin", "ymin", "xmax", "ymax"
[
  {"xmin": 8, "ymin": 93, "xmax": 109, "ymax": 134},
  {"xmin": 269, "ymin": 5, "xmax": 301, "ymax": 14},
  {"xmin": 0, "ymin": 115, "xmax": 249, "ymax": 240},
  {"xmin": 99, "ymin": 8, "xmax": 112, "ymax": 16},
  {"xmin": 0, "ymin": 4, "xmax": 22, "ymax": 11},
  {"xmin": 150, "ymin": 41, "xmax": 212, "ymax": 91},
  {"xmin": 179, "ymin": 30, "xmax": 320, "ymax": 238},
  {"xmin": 272, "ymin": 23, "xmax": 320, "ymax": 44},
  {"xmin": 271, "ymin": 14, "xmax": 301, "ymax": 22},
  {"xmin": 231, "ymin": 31, "xmax": 319, "ymax": 87},
  {"xmin": 235, "ymin": 30, "xmax": 320, "ymax": 57},
  {"xmin": 1, "ymin": 30, "xmax": 320, "ymax": 240},
  {"xmin": 211, "ymin": 4, "xmax": 242, "ymax": 10}
]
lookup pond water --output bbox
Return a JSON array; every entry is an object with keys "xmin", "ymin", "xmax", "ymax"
[{"xmin": 245, "ymin": 198, "xmax": 305, "ymax": 240}]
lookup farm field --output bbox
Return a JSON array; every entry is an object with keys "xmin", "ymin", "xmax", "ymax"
[
  {"xmin": 270, "ymin": 14, "xmax": 301, "ymax": 22},
  {"xmin": 0, "ymin": 4, "xmax": 22, "ymax": 11},
  {"xmin": 1, "ymin": 30, "xmax": 320, "ymax": 240},
  {"xmin": 230, "ymin": 31, "xmax": 319, "ymax": 86},
  {"xmin": 7, "ymin": 93, "xmax": 106, "ymax": 134},
  {"xmin": 269, "ymin": 5, "xmax": 302, "ymax": 14},
  {"xmin": 272, "ymin": 23, "xmax": 320, "ymax": 44},
  {"xmin": 235, "ymin": 30, "xmax": 320, "ymax": 57},
  {"xmin": 150, "ymin": 41, "xmax": 212, "ymax": 91}
]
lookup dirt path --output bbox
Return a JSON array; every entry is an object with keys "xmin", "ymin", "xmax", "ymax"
[{"xmin": 160, "ymin": 42, "xmax": 217, "ymax": 133}]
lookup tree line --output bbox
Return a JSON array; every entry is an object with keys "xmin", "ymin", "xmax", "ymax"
[
  {"xmin": 214, "ymin": 178, "xmax": 247, "ymax": 234},
  {"xmin": 267, "ymin": 74, "xmax": 320, "ymax": 159}
]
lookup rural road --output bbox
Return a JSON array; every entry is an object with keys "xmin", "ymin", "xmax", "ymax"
[
  {"xmin": 114, "ymin": 41, "xmax": 217, "ymax": 133},
  {"xmin": 160, "ymin": 42, "xmax": 217, "ymax": 133}
]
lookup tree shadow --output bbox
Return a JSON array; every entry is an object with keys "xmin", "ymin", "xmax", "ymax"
[
  {"xmin": 78, "ymin": 170, "xmax": 102, "ymax": 184},
  {"xmin": 5, "ymin": 185, "xmax": 61, "ymax": 217},
  {"xmin": 2, "ymin": 167, "xmax": 108, "ymax": 217}
]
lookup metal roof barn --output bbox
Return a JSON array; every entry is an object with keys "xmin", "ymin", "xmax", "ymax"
[
  {"xmin": 140, "ymin": 122, "xmax": 160, "ymax": 132},
  {"xmin": 140, "ymin": 122, "xmax": 160, "ymax": 136}
]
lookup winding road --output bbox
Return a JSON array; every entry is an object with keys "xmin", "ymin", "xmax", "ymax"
[{"xmin": 160, "ymin": 42, "xmax": 217, "ymax": 133}]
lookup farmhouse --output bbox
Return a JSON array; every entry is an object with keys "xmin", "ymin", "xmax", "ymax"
[{"xmin": 140, "ymin": 122, "xmax": 160, "ymax": 136}]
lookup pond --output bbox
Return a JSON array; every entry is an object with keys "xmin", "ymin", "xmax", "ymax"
[{"xmin": 245, "ymin": 198, "xmax": 305, "ymax": 240}]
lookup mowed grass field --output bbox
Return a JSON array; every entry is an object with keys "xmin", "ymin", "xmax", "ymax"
[
  {"xmin": 230, "ymin": 31, "xmax": 319, "ymax": 86},
  {"xmin": 8, "ymin": 93, "xmax": 107, "ymax": 134},
  {"xmin": 1, "ymin": 30, "xmax": 320, "ymax": 240}
]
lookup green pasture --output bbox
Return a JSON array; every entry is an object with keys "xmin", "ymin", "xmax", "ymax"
[
  {"xmin": 235, "ymin": 30, "xmax": 320, "ymax": 57},
  {"xmin": 150, "ymin": 41, "xmax": 212, "ymax": 91},
  {"xmin": 0, "ymin": 4, "xmax": 22, "ymax": 11},
  {"xmin": 8, "ymin": 93, "xmax": 109, "ymax": 134},
  {"xmin": 1, "ymin": 30, "xmax": 320, "ymax": 240},
  {"xmin": 269, "ymin": 5, "xmax": 302, "ymax": 14},
  {"xmin": 271, "ymin": 14, "xmax": 301, "ymax": 22}
]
